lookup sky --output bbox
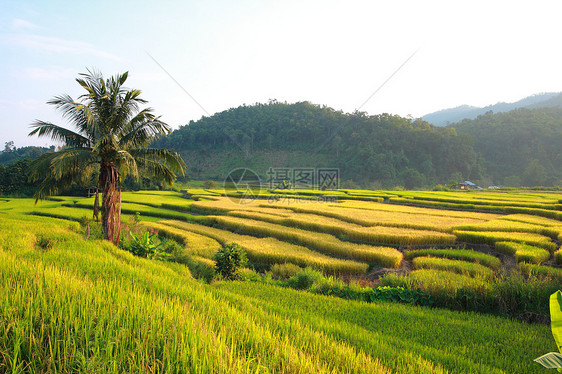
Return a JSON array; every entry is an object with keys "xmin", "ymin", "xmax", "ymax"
[{"xmin": 2, "ymin": 0, "xmax": 562, "ymax": 147}]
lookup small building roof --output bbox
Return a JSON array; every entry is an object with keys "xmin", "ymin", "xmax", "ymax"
[{"xmin": 459, "ymin": 181, "xmax": 476, "ymax": 186}]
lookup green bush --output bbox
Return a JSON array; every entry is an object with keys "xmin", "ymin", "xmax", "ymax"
[
  {"xmin": 288, "ymin": 267, "xmax": 325, "ymax": 290},
  {"xmin": 213, "ymin": 243, "xmax": 247, "ymax": 280}
]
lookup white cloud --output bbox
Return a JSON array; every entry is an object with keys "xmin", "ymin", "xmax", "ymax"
[
  {"xmin": 0, "ymin": 34, "xmax": 122, "ymax": 61},
  {"xmin": 11, "ymin": 18, "xmax": 39, "ymax": 31}
]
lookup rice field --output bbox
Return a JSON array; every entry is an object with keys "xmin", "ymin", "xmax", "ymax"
[
  {"xmin": 494, "ymin": 241, "xmax": 551, "ymax": 264},
  {"xmin": 0, "ymin": 213, "xmax": 556, "ymax": 373},
  {"xmin": 412, "ymin": 256, "xmax": 496, "ymax": 278},
  {"xmin": 154, "ymin": 220, "xmax": 369, "ymax": 275},
  {"xmin": 2, "ymin": 189, "xmax": 562, "ymax": 372},
  {"xmin": 453, "ymin": 230, "xmax": 557, "ymax": 252},
  {"xmin": 205, "ymin": 214, "xmax": 403, "ymax": 267},
  {"xmin": 404, "ymin": 248, "xmax": 501, "ymax": 270}
]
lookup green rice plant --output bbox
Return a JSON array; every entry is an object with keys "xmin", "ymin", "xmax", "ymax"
[
  {"xmin": 1, "ymin": 217, "xmax": 385, "ymax": 373},
  {"xmin": 219, "ymin": 281, "xmax": 554, "ymax": 374},
  {"xmin": 519, "ymin": 263, "xmax": 562, "ymax": 282},
  {"xmin": 412, "ymin": 256, "xmax": 495, "ymax": 278},
  {"xmin": 453, "ymin": 230, "xmax": 557, "ymax": 252},
  {"xmin": 495, "ymin": 241, "xmax": 551, "ymax": 264},
  {"xmin": 208, "ymin": 215, "xmax": 403, "ymax": 268},
  {"xmin": 158, "ymin": 220, "xmax": 369, "ymax": 275},
  {"xmin": 404, "ymin": 248, "xmax": 501, "ymax": 270}
]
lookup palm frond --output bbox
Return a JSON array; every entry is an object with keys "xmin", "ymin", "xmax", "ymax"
[
  {"xmin": 130, "ymin": 148, "xmax": 186, "ymax": 176},
  {"xmin": 29, "ymin": 121, "xmax": 91, "ymax": 148},
  {"xmin": 113, "ymin": 150, "xmax": 139, "ymax": 180}
]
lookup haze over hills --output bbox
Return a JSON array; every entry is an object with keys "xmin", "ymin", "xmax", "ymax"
[{"xmin": 422, "ymin": 92, "xmax": 562, "ymax": 126}]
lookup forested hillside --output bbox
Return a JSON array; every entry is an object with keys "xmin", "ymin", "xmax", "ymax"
[
  {"xmin": 422, "ymin": 92, "xmax": 562, "ymax": 126},
  {"xmin": 451, "ymin": 107, "xmax": 562, "ymax": 186},
  {"xmin": 156, "ymin": 101, "xmax": 481, "ymax": 188}
]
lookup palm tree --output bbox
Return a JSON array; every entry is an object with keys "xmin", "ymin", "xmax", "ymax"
[{"xmin": 29, "ymin": 69, "xmax": 186, "ymax": 244}]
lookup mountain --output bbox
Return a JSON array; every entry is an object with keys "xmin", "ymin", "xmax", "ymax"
[
  {"xmin": 156, "ymin": 101, "xmax": 480, "ymax": 189},
  {"xmin": 450, "ymin": 107, "xmax": 562, "ymax": 186},
  {"xmin": 422, "ymin": 92, "xmax": 562, "ymax": 126}
]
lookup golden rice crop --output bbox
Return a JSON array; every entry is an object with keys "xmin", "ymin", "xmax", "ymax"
[
  {"xmin": 228, "ymin": 210, "xmax": 365, "ymax": 237},
  {"xmin": 157, "ymin": 220, "xmax": 369, "ymax": 275},
  {"xmin": 498, "ymin": 214, "xmax": 562, "ymax": 227},
  {"xmin": 453, "ymin": 230, "xmax": 557, "ymax": 252},
  {"xmin": 262, "ymin": 202, "xmax": 484, "ymax": 233},
  {"xmin": 347, "ymin": 226, "xmax": 456, "ymax": 246},
  {"xmin": 494, "ymin": 241, "xmax": 550, "ymax": 264},
  {"xmin": 412, "ymin": 256, "xmax": 495, "ymax": 278},
  {"xmin": 334, "ymin": 199, "xmax": 501, "ymax": 220},
  {"xmin": 386, "ymin": 269, "xmax": 492, "ymax": 296},
  {"xmin": 207, "ymin": 215, "xmax": 403, "ymax": 268},
  {"xmin": 404, "ymin": 248, "xmax": 501, "ymax": 270},
  {"xmin": 228, "ymin": 209, "xmax": 455, "ymax": 247},
  {"xmin": 453, "ymin": 219, "xmax": 544, "ymax": 234}
]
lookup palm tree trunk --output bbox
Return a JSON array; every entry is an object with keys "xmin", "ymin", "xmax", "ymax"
[
  {"xmin": 115, "ymin": 188, "xmax": 122, "ymax": 245},
  {"xmin": 101, "ymin": 163, "xmax": 120, "ymax": 244},
  {"xmin": 93, "ymin": 186, "xmax": 100, "ymax": 222}
]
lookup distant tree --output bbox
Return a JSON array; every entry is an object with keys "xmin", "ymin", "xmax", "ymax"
[
  {"xmin": 29, "ymin": 69, "xmax": 186, "ymax": 244},
  {"xmin": 214, "ymin": 243, "xmax": 247, "ymax": 280},
  {"xmin": 4, "ymin": 141, "xmax": 15, "ymax": 152}
]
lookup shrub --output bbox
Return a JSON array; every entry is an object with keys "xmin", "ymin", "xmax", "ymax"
[
  {"xmin": 214, "ymin": 243, "xmax": 247, "ymax": 280},
  {"xmin": 270, "ymin": 263, "xmax": 302, "ymax": 280},
  {"xmin": 203, "ymin": 180, "xmax": 218, "ymax": 189},
  {"xmin": 288, "ymin": 267, "xmax": 325, "ymax": 290}
]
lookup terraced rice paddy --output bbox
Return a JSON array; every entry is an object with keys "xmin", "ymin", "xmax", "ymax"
[{"xmin": 1, "ymin": 188, "xmax": 561, "ymax": 373}]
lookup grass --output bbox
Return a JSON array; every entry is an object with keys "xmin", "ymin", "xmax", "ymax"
[
  {"xmin": 206, "ymin": 215, "xmax": 403, "ymax": 267},
  {"xmin": 404, "ymin": 248, "xmax": 501, "ymax": 270},
  {"xmin": 453, "ymin": 230, "xmax": 557, "ymax": 252},
  {"xmin": 494, "ymin": 241, "xmax": 551, "ymax": 264},
  {"xmin": 412, "ymin": 256, "xmax": 496, "ymax": 278}
]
